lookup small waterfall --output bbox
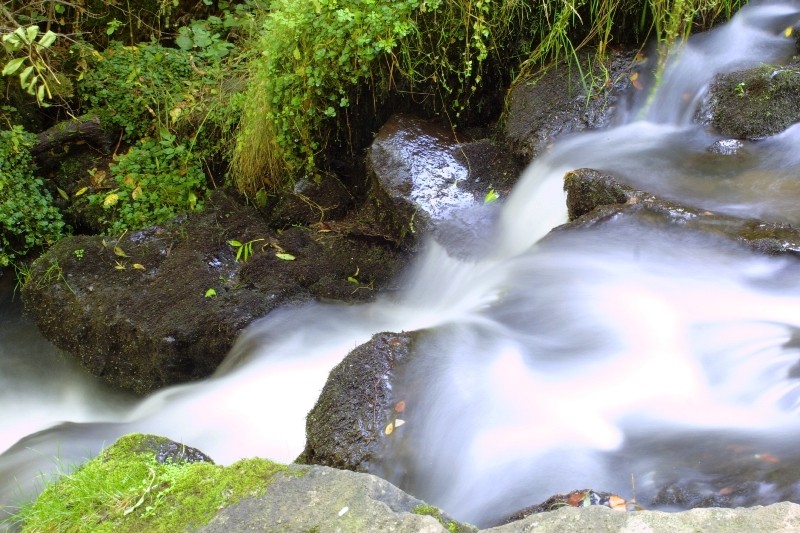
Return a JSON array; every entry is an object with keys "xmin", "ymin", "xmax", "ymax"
[{"xmin": 5, "ymin": 1, "xmax": 800, "ymax": 527}]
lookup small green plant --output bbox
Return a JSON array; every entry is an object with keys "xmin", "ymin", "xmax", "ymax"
[
  {"xmin": 204, "ymin": 288, "xmax": 217, "ymax": 297},
  {"xmin": 87, "ymin": 134, "xmax": 206, "ymax": 234},
  {"xmin": 735, "ymin": 81, "xmax": 746, "ymax": 97},
  {"xmin": 484, "ymin": 188, "xmax": 500, "ymax": 203},
  {"xmin": 73, "ymin": 248, "xmax": 85, "ymax": 260},
  {"xmin": 0, "ymin": 126, "xmax": 67, "ymax": 267},
  {"xmin": 228, "ymin": 238, "xmax": 263, "ymax": 262}
]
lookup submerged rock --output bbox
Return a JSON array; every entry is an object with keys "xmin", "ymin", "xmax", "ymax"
[{"xmin": 561, "ymin": 168, "xmax": 800, "ymax": 255}]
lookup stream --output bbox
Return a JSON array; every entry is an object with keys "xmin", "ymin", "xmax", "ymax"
[{"xmin": 5, "ymin": 0, "xmax": 800, "ymax": 527}]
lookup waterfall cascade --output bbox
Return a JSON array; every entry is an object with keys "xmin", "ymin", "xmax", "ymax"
[{"xmin": 5, "ymin": 1, "xmax": 800, "ymax": 527}]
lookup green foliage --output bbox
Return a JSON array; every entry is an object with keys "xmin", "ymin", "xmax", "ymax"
[
  {"xmin": 6, "ymin": 434, "xmax": 294, "ymax": 532},
  {"xmin": 232, "ymin": 0, "xmax": 745, "ymax": 196},
  {"xmin": 87, "ymin": 135, "xmax": 206, "ymax": 234},
  {"xmin": 0, "ymin": 126, "xmax": 66, "ymax": 267},
  {"xmin": 79, "ymin": 42, "xmax": 202, "ymax": 140},
  {"xmin": 1, "ymin": 25, "xmax": 59, "ymax": 105},
  {"xmin": 233, "ymin": 0, "xmax": 510, "ymax": 194}
]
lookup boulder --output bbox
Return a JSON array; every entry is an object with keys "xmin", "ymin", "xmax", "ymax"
[
  {"xmin": 703, "ymin": 63, "xmax": 800, "ymax": 139},
  {"xmin": 11, "ymin": 433, "xmax": 475, "ymax": 533},
  {"xmin": 300, "ymin": 331, "xmax": 419, "ymax": 471},
  {"xmin": 366, "ymin": 114, "xmax": 519, "ymax": 250},
  {"xmin": 504, "ymin": 48, "xmax": 636, "ymax": 162},
  {"xmin": 21, "ymin": 191, "xmax": 406, "ymax": 394}
]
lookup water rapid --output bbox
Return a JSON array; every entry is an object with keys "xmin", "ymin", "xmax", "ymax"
[{"xmin": 5, "ymin": 1, "xmax": 800, "ymax": 527}]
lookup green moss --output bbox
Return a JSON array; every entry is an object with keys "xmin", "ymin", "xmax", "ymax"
[
  {"xmin": 11, "ymin": 434, "xmax": 299, "ymax": 533},
  {"xmin": 412, "ymin": 504, "xmax": 473, "ymax": 533}
]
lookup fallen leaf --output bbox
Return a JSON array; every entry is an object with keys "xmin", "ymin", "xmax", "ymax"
[
  {"xmin": 394, "ymin": 419, "xmax": 405, "ymax": 428},
  {"xmin": 394, "ymin": 400, "xmax": 406, "ymax": 413},
  {"xmin": 608, "ymin": 495, "xmax": 627, "ymax": 511},
  {"xmin": 384, "ymin": 422, "xmax": 394, "ymax": 435},
  {"xmin": 114, "ymin": 246, "xmax": 128, "ymax": 257},
  {"xmin": 276, "ymin": 252, "xmax": 296, "ymax": 261},
  {"xmin": 132, "ymin": 263, "xmax": 145, "ymax": 270},
  {"xmin": 103, "ymin": 193, "xmax": 119, "ymax": 208}
]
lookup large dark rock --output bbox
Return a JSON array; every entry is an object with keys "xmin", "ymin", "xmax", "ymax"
[
  {"xmin": 21, "ymin": 191, "xmax": 406, "ymax": 394},
  {"xmin": 504, "ymin": 48, "xmax": 636, "ymax": 162},
  {"xmin": 704, "ymin": 63, "xmax": 800, "ymax": 139},
  {"xmin": 300, "ymin": 331, "xmax": 418, "ymax": 471}
]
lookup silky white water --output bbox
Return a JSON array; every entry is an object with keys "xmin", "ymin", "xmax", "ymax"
[{"xmin": 5, "ymin": 0, "xmax": 800, "ymax": 526}]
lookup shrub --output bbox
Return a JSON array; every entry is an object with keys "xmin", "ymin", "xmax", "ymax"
[
  {"xmin": 232, "ymin": 0, "xmax": 746, "ymax": 196},
  {"xmin": 88, "ymin": 135, "xmax": 206, "ymax": 234},
  {"xmin": 79, "ymin": 42, "xmax": 198, "ymax": 140},
  {"xmin": 0, "ymin": 126, "xmax": 67, "ymax": 266}
]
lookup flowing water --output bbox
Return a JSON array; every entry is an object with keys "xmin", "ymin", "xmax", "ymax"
[{"xmin": 5, "ymin": 0, "xmax": 800, "ymax": 527}]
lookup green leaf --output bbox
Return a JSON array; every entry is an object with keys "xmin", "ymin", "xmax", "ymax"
[
  {"xmin": 38, "ymin": 31, "xmax": 57, "ymax": 49},
  {"xmin": 204, "ymin": 288, "xmax": 217, "ymax": 297},
  {"xmin": 57, "ymin": 187, "xmax": 69, "ymax": 200},
  {"xmin": 3, "ymin": 57, "xmax": 26, "ymax": 76},
  {"xmin": 228, "ymin": 240, "xmax": 242, "ymax": 247},
  {"xmin": 25, "ymin": 26, "xmax": 39, "ymax": 44},
  {"xmin": 275, "ymin": 253, "xmax": 295, "ymax": 261},
  {"xmin": 175, "ymin": 29, "xmax": 194, "ymax": 51},
  {"xmin": 18, "ymin": 65, "xmax": 33, "ymax": 85},
  {"xmin": 484, "ymin": 188, "xmax": 500, "ymax": 204}
]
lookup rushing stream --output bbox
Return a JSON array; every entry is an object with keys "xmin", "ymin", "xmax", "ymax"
[{"xmin": 5, "ymin": 0, "xmax": 800, "ymax": 527}]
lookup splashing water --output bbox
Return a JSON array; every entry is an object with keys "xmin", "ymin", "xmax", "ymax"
[{"xmin": 5, "ymin": 1, "xmax": 800, "ymax": 527}]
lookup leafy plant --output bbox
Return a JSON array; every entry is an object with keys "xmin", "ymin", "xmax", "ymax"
[
  {"xmin": 0, "ymin": 126, "xmax": 67, "ymax": 267},
  {"xmin": 232, "ymin": 0, "xmax": 512, "ymax": 194},
  {"xmin": 79, "ymin": 42, "xmax": 209, "ymax": 140},
  {"xmin": 228, "ymin": 238, "xmax": 263, "ymax": 262},
  {"xmin": 1, "ymin": 25, "xmax": 58, "ymax": 105},
  {"xmin": 87, "ymin": 134, "xmax": 206, "ymax": 234}
]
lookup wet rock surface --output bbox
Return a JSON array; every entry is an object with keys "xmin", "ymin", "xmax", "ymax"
[
  {"xmin": 561, "ymin": 168, "xmax": 800, "ymax": 255},
  {"xmin": 21, "ymin": 191, "xmax": 406, "ymax": 394},
  {"xmin": 366, "ymin": 114, "xmax": 519, "ymax": 249},
  {"xmin": 300, "ymin": 331, "xmax": 418, "ymax": 471},
  {"xmin": 704, "ymin": 63, "xmax": 800, "ymax": 139},
  {"xmin": 504, "ymin": 48, "xmax": 636, "ymax": 162}
]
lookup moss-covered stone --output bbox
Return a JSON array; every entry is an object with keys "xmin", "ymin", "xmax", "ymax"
[
  {"xmin": 11, "ymin": 434, "xmax": 297, "ymax": 533},
  {"xmin": 706, "ymin": 64, "xmax": 800, "ymax": 139}
]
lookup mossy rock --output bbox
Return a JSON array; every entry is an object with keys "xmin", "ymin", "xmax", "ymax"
[
  {"xmin": 10, "ymin": 434, "xmax": 295, "ymax": 532},
  {"xmin": 706, "ymin": 64, "xmax": 800, "ymax": 139}
]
